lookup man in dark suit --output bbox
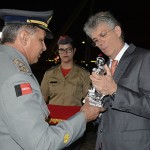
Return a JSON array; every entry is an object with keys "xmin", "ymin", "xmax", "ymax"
[{"xmin": 83, "ymin": 11, "xmax": 150, "ymax": 150}]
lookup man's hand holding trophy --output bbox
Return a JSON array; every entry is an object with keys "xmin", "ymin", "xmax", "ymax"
[{"xmin": 83, "ymin": 55, "xmax": 106, "ymax": 117}]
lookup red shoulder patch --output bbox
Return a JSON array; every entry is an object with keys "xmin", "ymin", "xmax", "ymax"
[{"xmin": 15, "ymin": 83, "xmax": 32, "ymax": 97}]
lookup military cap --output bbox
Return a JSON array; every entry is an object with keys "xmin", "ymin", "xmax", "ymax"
[
  {"xmin": 0, "ymin": 9, "xmax": 54, "ymax": 39},
  {"xmin": 57, "ymin": 35, "xmax": 73, "ymax": 44}
]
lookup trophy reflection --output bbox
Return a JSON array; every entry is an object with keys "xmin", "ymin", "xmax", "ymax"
[{"xmin": 88, "ymin": 56, "xmax": 106, "ymax": 107}]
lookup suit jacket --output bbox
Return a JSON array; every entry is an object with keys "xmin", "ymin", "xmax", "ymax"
[
  {"xmin": 96, "ymin": 43, "xmax": 150, "ymax": 150},
  {"xmin": 0, "ymin": 45, "xmax": 86, "ymax": 150}
]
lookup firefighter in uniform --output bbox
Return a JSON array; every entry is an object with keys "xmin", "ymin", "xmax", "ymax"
[
  {"xmin": 41, "ymin": 35, "xmax": 94, "ymax": 150},
  {"xmin": 41, "ymin": 35, "xmax": 91, "ymax": 124},
  {"xmin": 41, "ymin": 35, "xmax": 91, "ymax": 105}
]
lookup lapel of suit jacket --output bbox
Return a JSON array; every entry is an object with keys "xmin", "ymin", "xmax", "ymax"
[{"xmin": 113, "ymin": 43, "xmax": 136, "ymax": 83}]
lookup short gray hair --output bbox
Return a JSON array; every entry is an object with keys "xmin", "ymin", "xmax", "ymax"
[
  {"xmin": 1, "ymin": 23, "xmax": 37, "ymax": 44},
  {"xmin": 83, "ymin": 11, "xmax": 124, "ymax": 39}
]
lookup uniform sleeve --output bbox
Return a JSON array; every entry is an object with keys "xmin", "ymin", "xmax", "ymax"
[
  {"xmin": 41, "ymin": 71, "xmax": 50, "ymax": 97},
  {"xmin": 0, "ymin": 73, "xmax": 86, "ymax": 150},
  {"xmin": 82, "ymin": 71, "xmax": 91, "ymax": 98}
]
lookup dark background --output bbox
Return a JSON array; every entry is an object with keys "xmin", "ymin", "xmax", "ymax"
[{"xmin": 0, "ymin": 0, "xmax": 150, "ymax": 83}]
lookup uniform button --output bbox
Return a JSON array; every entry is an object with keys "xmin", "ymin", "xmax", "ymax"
[
  {"xmin": 120, "ymin": 107, "xmax": 126, "ymax": 111},
  {"xmin": 100, "ymin": 129, "xmax": 103, "ymax": 133}
]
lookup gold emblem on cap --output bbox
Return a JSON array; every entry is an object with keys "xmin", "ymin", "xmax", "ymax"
[
  {"xmin": 64, "ymin": 133, "xmax": 70, "ymax": 143},
  {"xmin": 27, "ymin": 19, "xmax": 48, "ymax": 28}
]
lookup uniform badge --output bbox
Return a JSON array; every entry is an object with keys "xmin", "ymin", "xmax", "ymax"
[
  {"xmin": 13, "ymin": 58, "xmax": 29, "ymax": 73},
  {"xmin": 15, "ymin": 83, "xmax": 32, "ymax": 97},
  {"xmin": 64, "ymin": 133, "xmax": 70, "ymax": 143}
]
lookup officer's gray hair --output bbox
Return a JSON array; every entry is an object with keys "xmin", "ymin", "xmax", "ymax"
[
  {"xmin": 1, "ymin": 24, "xmax": 37, "ymax": 44},
  {"xmin": 83, "ymin": 11, "xmax": 124, "ymax": 40}
]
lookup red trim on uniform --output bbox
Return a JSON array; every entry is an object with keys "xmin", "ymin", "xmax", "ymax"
[{"xmin": 47, "ymin": 104, "xmax": 81, "ymax": 124}]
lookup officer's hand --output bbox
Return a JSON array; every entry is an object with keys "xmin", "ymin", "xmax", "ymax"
[{"xmin": 80, "ymin": 98, "xmax": 105, "ymax": 122}]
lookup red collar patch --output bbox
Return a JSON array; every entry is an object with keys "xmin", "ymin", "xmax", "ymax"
[{"xmin": 15, "ymin": 83, "xmax": 32, "ymax": 97}]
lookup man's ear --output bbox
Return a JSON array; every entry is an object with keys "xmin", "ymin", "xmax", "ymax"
[
  {"xmin": 114, "ymin": 26, "xmax": 121, "ymax": 38},
  {"xmin": 18, "ymin": 30, "xmax": 29, "ymax": 46}
]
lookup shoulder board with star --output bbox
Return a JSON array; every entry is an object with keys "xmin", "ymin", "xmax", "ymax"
[
  {"xmin": 75, "ymin": 64, "xmax": 90, "ymax": 72},
  {"xmin": 13, "ymin": 58, "xmax": 29, "ymax": 73},
  {"xmin": 46, "ymin": 64, "xmax": 59, "ymax": 72}
]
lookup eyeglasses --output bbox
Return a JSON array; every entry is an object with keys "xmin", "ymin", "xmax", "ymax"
[
  {"xmin": 92, "ymin": 28, "xmax": 114, "ymax": 47},
  {"xmin": 58, "ymin": 47, "xmax": 73, "ymax": 54}
]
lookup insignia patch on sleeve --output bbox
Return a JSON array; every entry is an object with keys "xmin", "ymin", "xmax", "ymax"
[
  {"xmin": 15, "ymin": 83, "xmax": 32, "ymax": 97},
  {"xmin": 64, "ymin": 133, "xmax": 70, "ymax": 143}
]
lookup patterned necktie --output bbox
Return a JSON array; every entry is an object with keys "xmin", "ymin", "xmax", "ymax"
[{"xmin": 111, "ymin": 60, "xmax": 118, "ymax": 75}]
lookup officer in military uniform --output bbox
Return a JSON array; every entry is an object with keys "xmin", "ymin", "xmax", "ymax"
[{"xmin": 0, "ymin": 9, "xmax": 102, "ymax": 150}]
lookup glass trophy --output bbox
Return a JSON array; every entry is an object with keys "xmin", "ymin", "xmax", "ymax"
[{"xmin": 88, "ymin": 56, "xmax": 106, "ymax": 107}]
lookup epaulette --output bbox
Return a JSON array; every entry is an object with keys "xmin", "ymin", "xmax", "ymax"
[
  {"xmin": 13, "ymin": 58, "xmax": 29, "ymax": 73},
  {"xmin": 75, "ymin": 64, "xmax": 90, "ymax": 73},
  {"xmin": 46, "ymin": 64, "xmax": 59, "ymax": 72}
]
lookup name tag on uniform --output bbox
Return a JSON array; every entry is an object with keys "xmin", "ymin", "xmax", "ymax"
[
  {"xmin": 15, "ymin": 83, "xmax": 32, "ymax": 97},
  {"xmin": 50, "ymin": 81, "xmax": 57, "ymax": 83}
]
